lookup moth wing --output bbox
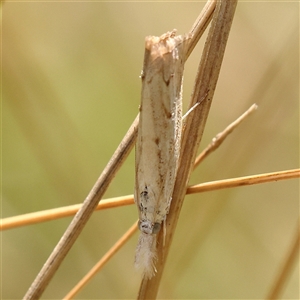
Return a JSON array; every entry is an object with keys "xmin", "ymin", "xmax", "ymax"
[{"xmin": 135, "ymin": 33, "xmax": 187, "ymax": 226}]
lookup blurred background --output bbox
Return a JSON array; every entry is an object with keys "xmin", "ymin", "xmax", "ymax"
[{"xmin": 2, "ymin": 1, "xmax": 299, "ymax": 299}]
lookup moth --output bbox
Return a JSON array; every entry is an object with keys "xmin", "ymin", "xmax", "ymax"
[{"xmin": 134, "ymin": 30, "xmax": 188, "ymax": 279}]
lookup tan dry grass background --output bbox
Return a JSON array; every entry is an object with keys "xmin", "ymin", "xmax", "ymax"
[{"xmin": 2, "ymin": 1, "xmax": 299, "ymax": 299}]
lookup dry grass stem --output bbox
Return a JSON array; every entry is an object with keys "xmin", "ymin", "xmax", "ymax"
[
  {"xmin": 185, "ymin": 0, "xmax": 216, "ymax": 60},
  {"xmin": 1, "ymin": 169, "xmax": 299, "ymax": 231},
  {"xmin": 137, "ymin": 1, "xmax": 238, "ymax": 298},
  {"xmin": 23, "ymin": 116, "xmax": 139, "ymax": 299},
  {"xmin": 0, "ymin": 195, "xmax": 134, "ymax": 231},
  {"xmin": 63, "ymin": 222, "xmax": 138, "ymax": 300},
  {"xmin": 187, "ymin": 169, "xmax": 300, "ymax": 194},
  {"xmin": 194, "ymin": 103, "xmax": 258, "ymax": 168}
]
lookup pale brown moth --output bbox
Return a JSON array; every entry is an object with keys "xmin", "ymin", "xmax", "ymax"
[{"xmin": 134, "ymin": 30, "xmax": 188, "ymax": 279}]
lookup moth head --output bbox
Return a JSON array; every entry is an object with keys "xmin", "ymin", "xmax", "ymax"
[{"xmin": 138, "ymin": 220, "xmax": 161, "ymax": 234}]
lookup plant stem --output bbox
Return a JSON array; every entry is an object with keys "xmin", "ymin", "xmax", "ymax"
[{"xmin": 137, "ymin": 1, "xmax": 238, "ymax": 298}]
